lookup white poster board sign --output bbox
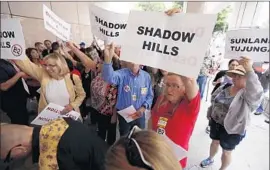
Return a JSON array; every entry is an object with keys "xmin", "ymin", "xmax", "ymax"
[
  {"xmin": 0, "ymin": 19, "xmax": 26, "ymax": 60},
  {"xmin": 225, "ymin": 29, "xmax": 269, "ymax": 62},
  {"xmin": 31, "ymin": 103, "xmax": 80, "ymax": 125},
  {"xmin": 120, "ymin": 11, "xmax": 217, "ymax": 78},
  {"xmin": 43, "ymin": 4, "xmax": 71, "ymax": 41},
  {"xmin": 89, "ymin": 5, "xmax": 128, "ymax": 45}
]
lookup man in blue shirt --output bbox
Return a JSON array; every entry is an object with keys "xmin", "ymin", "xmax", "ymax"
[{"xmin": 102, "ymin": 44, "xmax": 154, "ymax": 136}]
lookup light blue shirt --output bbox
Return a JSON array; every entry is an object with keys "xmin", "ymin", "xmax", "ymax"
[{"xmin": 102, "ymin": 63, "xmax": 154, "ymax": 111}]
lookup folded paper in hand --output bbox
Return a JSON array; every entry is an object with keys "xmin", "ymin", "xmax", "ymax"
[
  {"xmin": 117, "ymin": 105, "xmax": 139, "ymax": 123},
  {"xmin": 31, "ymin": 103, "xmax": 80, "ymax": 125}
]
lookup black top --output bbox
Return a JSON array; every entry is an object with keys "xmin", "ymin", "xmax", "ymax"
[
  {"xmin": 0, "ymin": 59, "xmax": 28, "ymax": 113},
  {"xmin": 42, "ymin": 49, "xmax": 52, "ymax": 58},
  {"xmin": 211, "ymin": 70, "xmax": 227, "ymax": 94},
  {"xmin": 32, "ymin": 118, "xmax": 108, "ymax": 170},
  {"xmin": 213, "ymin": 70, "xmax": 227, "ymax": 82},
  {"xmin": 81, "ymin": 70, "xmax": 91, "ymax": 98}
]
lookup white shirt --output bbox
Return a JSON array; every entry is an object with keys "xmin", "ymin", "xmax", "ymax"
[{"xmin": 45, "ymin": 79, "xmax": 70, "ymax": 107}]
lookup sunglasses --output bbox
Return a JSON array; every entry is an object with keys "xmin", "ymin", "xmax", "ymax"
[{"xmin": 124, "ymin": 126, "xmax": 154, "ymax": 170}]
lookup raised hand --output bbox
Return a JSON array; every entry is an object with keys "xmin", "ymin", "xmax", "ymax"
[
  {"xmin": 66, "ymin": 41, "xmax": 76, "ymax": 50},
  {"xmin": 104, "ymin": 43, "xmax": 115, "ymax": 64},
  {"xmin": 239, "ymin": 56, "xmax": 253, "ymax": 72},
  {"xmin": 165, "ymin": 8, "xmax": 181, "ymax": 16}
]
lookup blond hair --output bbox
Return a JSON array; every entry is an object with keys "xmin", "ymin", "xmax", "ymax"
[
  {"xmin": 105, "ymin": 130, "xmax": 182, "ymax": 170},
  {"xmin": 43, "ymin": 53, "xmax": 69, "ymax": 77}
]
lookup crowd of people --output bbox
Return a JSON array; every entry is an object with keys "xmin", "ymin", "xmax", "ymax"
[{"xmin": 0, "ymin": 7, "xmax": 268, "ymax": 170}]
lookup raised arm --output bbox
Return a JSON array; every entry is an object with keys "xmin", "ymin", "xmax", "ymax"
[
  {"xmin": 60, "ymin": 44, "xmax": 78, "ymax": 66},
  {"xmin": 102, "ymin": 43, "xmax": 123, "ymax": 85},
  {"xmin": 240, "ymin": 57, "xmax": 264, "ymax": 109},
  {"xmin": 180, "ymin": 76, "xmax": 199, "ymax": 101},
  {"xmin": 66, "ymin": 42, "xmax": 97, "ymax": 71},
  {"xmin": 14, "ymin": 57, "xmax": 43, "ymax": 82},
  {"xmin": 0, "ymin": 69, "xmax": 26, "ymax": 91}
]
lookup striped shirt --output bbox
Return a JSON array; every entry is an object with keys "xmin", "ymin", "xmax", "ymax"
[{"xmin": 102, "ymin": 63, "xmax": 154, "ymax": 111}]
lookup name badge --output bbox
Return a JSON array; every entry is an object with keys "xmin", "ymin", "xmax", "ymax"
[
  {"xmin": 157, "ymin": 117, "xmax": 168, "ymax": 128},
  {"xmin": 124, "ymin": 85, "xmax": 130, "ymax": 92},
  {"xmin": 141, "ymin": 87, "xmax": 147, "ymax": 95},
  {"xmin": 157, "ymin": 127, "xmax": 166, "ymax": 135},
  {"xmin": 132, "ymin": 94, "xmax": 137, "ymax": 101}
]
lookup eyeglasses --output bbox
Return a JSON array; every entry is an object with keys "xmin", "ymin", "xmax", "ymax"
[
  {"xmin": 43, "ymin": 64, "xmax": 57, "ymax": 68},
  {"xmin": 231, "ymin": 73, "xmax": 244, "ymax": 79},
  {"xmin": 165, "ymin": 83, "xmax": 184, "ymax": 90},
  {"xmin": 124, "ymin": 126, "xmax": 154, "ymax": 170}
]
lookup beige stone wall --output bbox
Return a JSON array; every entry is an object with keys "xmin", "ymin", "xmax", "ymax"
[{"xmin": 1, "ymin": 1, "xmax": 94, "ymax": 47}]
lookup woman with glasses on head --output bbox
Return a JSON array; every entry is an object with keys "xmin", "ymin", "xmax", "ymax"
[
  {"xmin": 13, "ymin": 52, "xmax": 86, "ymax": 115},
  {"xmin": 105, "ymin": 126, "xmax": 182, "ymax": 170},
  {"xmin": 200, "ymin": 57, "xmax": 263, "ymax": 170}
]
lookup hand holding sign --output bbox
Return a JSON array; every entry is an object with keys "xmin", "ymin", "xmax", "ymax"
[
  {"xmin": 239, "ymin": 56, "xmax": 253, "ymax": 72},
  {"xmin": 165, "ymin": 8, "xmax": 181, "ymax": 16},
  {"xmin": 66, "ymin": 41, "xmax": 79, "ymax": 51},
  {"xmin": 104, "ymin": 43, "xmax": 115, "ymax": 64},
  {"xmin": 60, "ymin": 104, "xmax": 73, "ymax": 115}
]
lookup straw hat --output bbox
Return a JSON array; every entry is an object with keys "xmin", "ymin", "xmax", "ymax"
[{"xmin": 227, "ymin": 65, "xmax": 246, "ymax": 77}]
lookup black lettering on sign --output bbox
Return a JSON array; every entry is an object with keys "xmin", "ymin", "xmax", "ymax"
[
  {"xmin": 230, "ymin": 38, "xmax": 269, "ymax": 44},
  {"xmin": 172, "ymin": 31, "xmax": 181, "ymax": 41},
  {"xmin": 95, "ymin": 16, "xmax": 127, "ymax": 29},
  {"xmin": 99, "ymin": 27, "xmax": 119, "ymax": 37},
  {"xmin": 142, "ymin": 41, "xmax": 179, "ymax": 56},
  {"xmin": 0, "ymin": 31, "xmax": 15, "ymax": 38},
  {"xmin": 11, "ymin": 44, "xmax": 22, "ymax": 56},
  {"xmin": 231, "ymin": 46, "xmax": 269, "ymax": 53},
  {"xmin": 163, "ymin": 30, "xmax": 171, "ymax": 39},
  {"xmin": 171, "ymin": 46, "xmax": 179, "ymax": 56},
  {"xmin": 153, "ymin": 28, "xmax": 162, "ymax": 38},
  {"xmin": 136, "ymin": 26, "xmax": 196, "ymax": 43},
  {"xmin": 137, "ymin": 26, "xmax": 144, "ymax": 35},
  {"xmin": 1, "ymin": 42, "xmax": 11, "ymax": 48}
]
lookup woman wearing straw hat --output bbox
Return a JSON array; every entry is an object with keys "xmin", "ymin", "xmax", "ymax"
[{"xmin": 200, "ymin": 57, "xmax": 264, "ymax": 170}]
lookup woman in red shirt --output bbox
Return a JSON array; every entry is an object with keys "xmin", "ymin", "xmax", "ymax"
[{"xmin": 149, "ymin": 73, "xmax": 200, "ymax": 169}]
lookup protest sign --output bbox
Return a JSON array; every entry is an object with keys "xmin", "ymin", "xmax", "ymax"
[
  {"xmin": 43, "ymin": 4, "xmax": 71, "ymax": 41},
  {"xmin": 89, "ymin": 5, "xmax": 128, "ymax": 45},
  {"xmin": 225, "ymin": 29, "xmax": 269, "ymax": 62},
  {"xmin": 1, "ymin": 19, "xmax": 26, "ymax": 60},
  {"xmin": 31, "ymin": 103, "xmax": 80, "ymax": 125},
  {"xmin": 120, "ymin": 11, "xmax": 217, "ymax": 78}
]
